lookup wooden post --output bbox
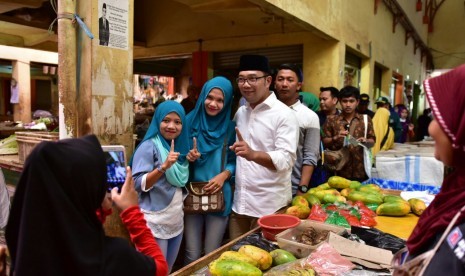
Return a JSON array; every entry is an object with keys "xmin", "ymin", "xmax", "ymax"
[
  {"xmin": 58, "ymin": 0, "xmax": 77, "ymax": 138},
  {"xmin": 12, "ymin": 60, "xmax": 31, "ymax": 123}
]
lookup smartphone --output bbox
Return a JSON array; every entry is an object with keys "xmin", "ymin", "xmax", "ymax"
[{"xmin": 101, "ymin": 145, "xmax": 127, "ymax": 192}]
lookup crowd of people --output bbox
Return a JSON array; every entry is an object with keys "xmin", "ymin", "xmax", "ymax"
[{"xmin": 1, "ymin": 55, "xmax": 461, "ymax": 276}]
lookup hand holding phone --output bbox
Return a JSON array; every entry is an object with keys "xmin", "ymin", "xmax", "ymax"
[
  {"xmin": 102, "ymin": 145, "xmax": 127, "ymax": 192},
  {"xmin": 111, "ymin": 166, "xmax": 138, "ymax": 211}
]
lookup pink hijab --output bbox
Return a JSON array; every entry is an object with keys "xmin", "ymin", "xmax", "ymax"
[{"xmin": 407, "ymin": 64, "xmax": 465, "ymax": 255}]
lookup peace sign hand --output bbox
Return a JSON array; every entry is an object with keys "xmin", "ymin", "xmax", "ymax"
[
  {"xmin": 187, "ymin": 137, "xmax": 201, "ymax": 162},
  {"xmin": 163, "ymin": 139, "xmax": 180, "ymax": 170},
  {"xmin": 230, "ymin": 127, "xmax": 255, "ymax": 161}
]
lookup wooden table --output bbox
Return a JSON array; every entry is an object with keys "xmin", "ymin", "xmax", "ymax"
[
  {"xmin": 170, "ymin": 214, "xmax": 419, "ymax": 275},
  {"xmin": 375, "ymin": 214, "xmax": 419, "ymax": 240},
  {"xmin": 0, "ymin": 154, "xmax": 23, "ymax": 172},
  {"xmin": 170, "ymin": 227, "xmax": 261, "ymax": 275}
]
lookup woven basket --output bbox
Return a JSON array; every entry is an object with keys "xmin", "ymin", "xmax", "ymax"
[{"xmin": 15, "ymin": 131, "xmax": 59, "ymax": 163}]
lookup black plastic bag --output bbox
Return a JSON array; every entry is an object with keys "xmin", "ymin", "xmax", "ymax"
[
  {"xmin": 351, "ymin": 226, "xmax": 405, "ymax": 253},
  {"xmin": 230, "ymin": 233, "xmax": 279, "ymax": 252}
]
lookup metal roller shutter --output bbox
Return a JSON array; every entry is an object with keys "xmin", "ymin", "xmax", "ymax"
[{"xmin": 213, "ymin": 45, "xmax": 303, "ymax": 70}]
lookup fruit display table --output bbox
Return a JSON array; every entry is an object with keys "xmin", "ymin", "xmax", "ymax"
[
  {"xmin": 0, "ymin": 154, "xmax": 22, "ymax": 173},
  {"xmin": 170, "ymin": 215, "xmax": 419, "ymax": 275},
  {"xmin": 170, "ymin": 227, "xmax": 261, "ymax": 275}
]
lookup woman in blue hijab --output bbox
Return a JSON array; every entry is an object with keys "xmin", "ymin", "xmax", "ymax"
[
  {"xmin": 132, "ymin": 101, "xmax": 189, "ymax": 273},
  {"xmin": 183, "ymin": 76, "xmax": 236, "ymax": 265}
]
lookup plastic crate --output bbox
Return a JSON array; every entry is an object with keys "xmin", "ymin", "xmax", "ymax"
[
  {"xmin": 16, "ymin": 131, "xmax": 59, "ymax": 163},
  {"xmin": 275, "ymin": 220, "xmax": 346, "ymax": 258}
]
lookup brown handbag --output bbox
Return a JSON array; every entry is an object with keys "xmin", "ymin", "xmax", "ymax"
[
  {"xmin": 183, "ymin": 181, "xmax": 225, "ymax": 214},
  {"xmin": 183, "ymin": 137, "xmax": 228, "ymax": 214},
  {"xmin": 323, "ymin": 147, "xmax": 350, "ymax": 172}
]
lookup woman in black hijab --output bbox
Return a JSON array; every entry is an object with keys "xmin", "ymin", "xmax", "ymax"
[{"xmin": 5, "ymin": 135, "xmax": 168, "ymax": 276}]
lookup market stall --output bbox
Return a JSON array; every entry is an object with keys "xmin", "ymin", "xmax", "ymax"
[
  {"xmin": 171, "ymin": 177, "xmax": 424, "ymax": 275},
  {"xmin": 373, "ymin": 142, "xmax": 443, "ymax": 186},
  {"xmin": 171, "ymin": 214, "xmax": 418, "ymax": 275}
]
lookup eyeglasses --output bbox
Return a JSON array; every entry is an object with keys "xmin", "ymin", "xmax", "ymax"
[{"xmin": 236, "ymin": 75, "xmax": 268, "ymax": 85}]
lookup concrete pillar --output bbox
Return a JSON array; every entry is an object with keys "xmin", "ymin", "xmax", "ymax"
[
  {"xmin": 302, "ymin": 38, "xmax": 344, "ymax": 95},
  {"xmin": 12, "ymin": 60, "xmax": 31, "ymax": 122}
]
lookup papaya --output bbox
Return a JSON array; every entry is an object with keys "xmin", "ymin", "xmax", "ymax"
[
  {"xmin": 286, "ymin": 205, "xmax": 311, "ymax": 219},
  {"xmin": 208, "ymin": 259, "xmax": 263, "ymax": 276},
  {"xmin": 335, "ymin": 195, "xmax": 347, "ymax": 203},
  {"xmin": 270, "ymin": 249, "xmax": 297, "ymax": 266},
  {"xmin": 218, "ymin": 251, "xmax": 258, "ymax": 268},
  {"xmin": 347, "ymin": 191, "xmax": 383, "ymax": 205},
  {"xmin": 340, "ymin": 188, "xmax": 353, "ymax": 198},
  {"xmin": 327, "ymin": 176, "xmax": 351, "ymax": 189},
  {"xmin": 292, "ymin": 196, "xmax": 309, "ymax": 208},
  {"xmin": 238, "ymin": 245, "xmax": 273, "ymax": 270},
  {"xmin": 376, "ymin": 201, "xmax": 411, "ymax": 217},
  {"xmin": 308, "ymin": 187, "xmax": 322, "ymax": 194},
  {"xmin": 313, "ymin": 189, "xmax": 340, "ymax": 201},
  {"xmin": 358, "ymin": 184, "xmax": 382, "ymax": 193},
  {"xmin": 302, "ymin": 193, "xmax": 320, "ymax": 206},
  {"xmin": 383, "ymin": 195, "xmax": 408, "ymax": 204},
  {"xmin": 317, "ymin": 182, "xmax": 331, "ymax": 190},
  {"xmin": 349, "ymin": 181, "xmax": 362, "ymax": 190},
  {"xmin": 408, "ymin": 198, "xmax": 427, "ymax": 216},
  {"xmin": 322, "ymin": 194, "xmax": 337, "ymax": 204}
]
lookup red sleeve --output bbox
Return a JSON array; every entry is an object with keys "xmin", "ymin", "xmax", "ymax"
[
  {"xmin": 120, "ymin": 206, "xmax": 168, "ymax": 276},
  {"xmin": 96, "ymin": 208, "xmax": 113, "ymax": 224}
]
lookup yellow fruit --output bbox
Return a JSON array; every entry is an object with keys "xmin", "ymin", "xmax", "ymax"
[
  {"xmin": 317, "ymin": 182, "xmax": 331, "ymax": 190},
  {"xmin": 335, "ymin": 195, "xmax": 347, "ymax": 203},
  {"xmin": 301, "ymin": 193, "xmax": 320, "ymax": 206},
  {"xmin": 358, "ymin": 184, "xmax": 382, "ymax": 193},
  {"xmin": 218, "ymin": 251, "xmax": 258, "ymax": 268},
  {"xmin": 328, "ymin": 176, "xmax": 351, "ymax": 189},
  {"xmin": 270, "ymin": 249, "xmax": 297, "ymax": 266},
  {"xmin": 292, "ymin": 196, "xmax": 309, "ymax": 208},
  {"xmin": 208, "ymin": 259, "xmax": 263, "ymax": 276},
  {"xmin": 408, "ymin": 198, "xmax": 427, "ymax": 216},
  {"xmin": 286, "ymin": 205, "xmax": 311, "ymax": 219},
  {"xmin": 376, "ymin": 201, "xmax": 411, "ymax": 217},
  {"xmin": 238, "ymin": 245, "xmax": 273, "ymax": 270},
  {"xmin": 340, "ymin": 188, "xmax": 353, "ymax": 198},
  {"xmin": 349, "ymin": 181, "xmax": 362, "ymax": 190},
  {"xmin": 313, "ymin": 189, "xmax": 340, "ymax": 201},
  {"xmin": 347, "ymin": 191, "xmax": 383, "ymax": 205},
  {"xmin": 383, "ymin": 195, "xmax": 408, "ymax": 204}
]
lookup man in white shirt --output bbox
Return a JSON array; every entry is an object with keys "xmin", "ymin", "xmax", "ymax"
[
  {"xmin": 275, "ymin": 64, "xmax": 320, "ymax": 196},
  {"xmin": 229, "ymin": 55, "xmax": 298, "ymax": 239}
]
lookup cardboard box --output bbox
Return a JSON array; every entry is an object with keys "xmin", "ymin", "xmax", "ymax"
[
  {"xmin": 276, "ymin": 220, "xmax": 346, "ymax": 258},
  {"xmin": 276, "ymin": 220, "xmax": 393, "ymax": 269},
  {"xmin": 327, "ymin": 232, "xmax": 393, "ymax": 268}
]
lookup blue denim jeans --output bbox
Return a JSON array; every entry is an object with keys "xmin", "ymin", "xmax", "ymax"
[
  {"xmin": 155, "ymin": 233, "xmax": 183, "ymax": 273},
  {"xmin": 184, "ymin": 214, "xmax": 229, "ymax": 265}
]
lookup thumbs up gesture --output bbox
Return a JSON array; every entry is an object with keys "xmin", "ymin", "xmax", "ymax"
[
  {"xmin": 230, "ymin": 127, "xmax": 255, "ymax": 161},
  {"xmin": 187, "ymin": 137, "xmax": 201, "ymax": 162}
]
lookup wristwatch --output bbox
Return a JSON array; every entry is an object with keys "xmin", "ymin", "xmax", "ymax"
[{"xmin": 298, "ymin": 185, "xmax": 309, "ymax": 193}]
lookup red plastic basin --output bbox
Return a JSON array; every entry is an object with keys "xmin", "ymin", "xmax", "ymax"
[{"xmin": 257, "ymin": 214, "xmax": 301, "ymax": 241}]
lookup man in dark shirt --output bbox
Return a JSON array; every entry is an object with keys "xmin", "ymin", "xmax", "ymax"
[
  {"xmin": 357, "ymin": 93, "xmax": 375, "ymax": 118},
  {"xmin": 322, "ymin": 86, "xmax": 375, "ymax": 182},
  {"xmin": 317, "ymin": 86, "xmax": 340, "ymax": 127}
]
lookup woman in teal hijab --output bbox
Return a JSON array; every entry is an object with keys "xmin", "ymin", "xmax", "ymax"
[
  {"xmin": 132, "ymin": 101, "xmax": 189, "ymax": 272},
  {"xmin": 184, "ymin": 76, "xmax": 236, "ymax": 265}
]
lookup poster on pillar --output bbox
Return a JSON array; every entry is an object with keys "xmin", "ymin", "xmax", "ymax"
[{"xmin": 98, "ymin": 0, "xmax": 128, "ymax": 50}]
